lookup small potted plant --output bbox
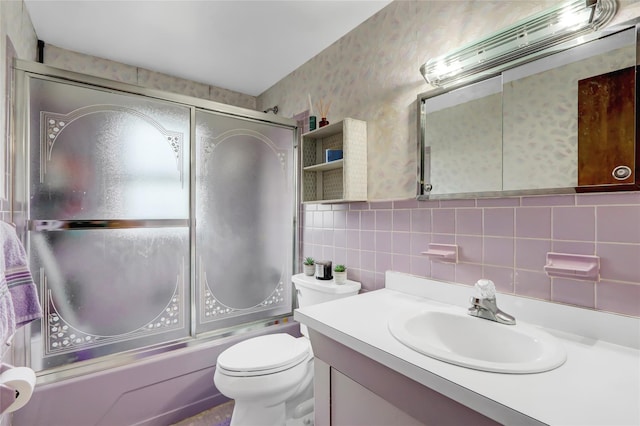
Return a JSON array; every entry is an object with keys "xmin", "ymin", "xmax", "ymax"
[
  {"xmin": 333, "ymin": 264, "xmax": 347, "ymax": 284},
  {"xmin": 303, "ymin": 257, "xmax": 315, "ymax": 276}
]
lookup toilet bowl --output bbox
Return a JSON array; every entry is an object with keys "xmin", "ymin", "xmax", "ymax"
[
  {"xmin": 214, "ymin": 333, "xmax": 314, "ymax": 426},
  {"xmin": 213, "ymin": 273, "xmax": 361, "ymax": 426}
]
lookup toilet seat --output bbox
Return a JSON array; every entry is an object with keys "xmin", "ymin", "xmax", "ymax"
[{"xmin": 217, "ymin": 334, "xmax": 311, "ymax": 377}]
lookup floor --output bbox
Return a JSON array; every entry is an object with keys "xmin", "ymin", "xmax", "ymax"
[
  {"xmin": 170, "ymin": 398, "xmax": 315, "ymax": 426},
  {"xmin": 171, "ymin": 400, "xmax": 234, "ymax": 426}
]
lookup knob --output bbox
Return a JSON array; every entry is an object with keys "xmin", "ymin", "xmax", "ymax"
[{"xmin": 612, "ymin": 166, "xmax": 632, "ymax": 180}]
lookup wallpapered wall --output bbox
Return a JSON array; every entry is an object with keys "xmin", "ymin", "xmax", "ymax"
[
  {"xmin": 258, "ymin": 0, "xmax": 640, "ymax": 200},
  {"xmin": 258, "ymin": 0, "xmax": 548, "ymax": 199},
  {"xmin": 42, "ymin": 45, "xmax": 257, "ymax": 110}
]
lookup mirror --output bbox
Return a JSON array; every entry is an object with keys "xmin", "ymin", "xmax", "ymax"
[
  {"xmin": 418, "ymin": 22, "xmax": 638, "ymax": 199},
  {"xmin": 423, "ymin": 77, "xmax": 503, "ymax": 195}
]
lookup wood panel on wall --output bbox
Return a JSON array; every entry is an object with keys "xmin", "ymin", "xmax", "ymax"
[{"xmin": 578, "ymin": 66, "xmax": 636, "ymax": 186}]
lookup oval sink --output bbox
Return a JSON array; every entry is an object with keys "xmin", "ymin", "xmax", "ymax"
[{"xmin": 388, "ymin": 308, "xmax": 566, "ymax": 374}]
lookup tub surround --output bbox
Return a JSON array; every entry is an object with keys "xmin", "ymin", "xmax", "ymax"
[{"xmin": 294, "ymin": 271, "xmax": 640, "ymax": 425}]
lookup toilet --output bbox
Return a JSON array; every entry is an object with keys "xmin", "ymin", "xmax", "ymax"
[{"xmin": 214, "ymin": 273, "xmax": 361, "ymax": 426}]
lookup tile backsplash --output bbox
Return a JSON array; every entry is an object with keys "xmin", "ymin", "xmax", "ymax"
[{"xmin": 301, "ymin": 192, "xmax": 640, "ymax": 318}]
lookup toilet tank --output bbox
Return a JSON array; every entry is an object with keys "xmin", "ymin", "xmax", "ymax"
[
  {"xmin": 292, "ymin": 273, "xmax": 361, "ymax": 337},
  {"xmin": 292, "ymin": 273, "xmax": 361, "ymax": 308}
]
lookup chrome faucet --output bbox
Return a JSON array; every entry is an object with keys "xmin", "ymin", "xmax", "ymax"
[{"xmin": 468, "ymin": 279, "xmax": 516, "ymax": 325}]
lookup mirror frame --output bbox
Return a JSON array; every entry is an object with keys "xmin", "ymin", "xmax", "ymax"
[{"xmin": 417, "ymin": 19, "xmax": 640, "ymax": 200}]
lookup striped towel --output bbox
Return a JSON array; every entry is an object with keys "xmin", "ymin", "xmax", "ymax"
[{"xmin": 1, "ymin": 222, "xmax": 41, "ymax": 344}]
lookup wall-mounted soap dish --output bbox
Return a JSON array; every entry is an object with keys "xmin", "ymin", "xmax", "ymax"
[
  {"xmin": 544, "ymin": 252, "xmax": 600, "ymax": 281},
  {"xmin": 421, "ymin": 243, "xmax": 458, "ymax": 263}
]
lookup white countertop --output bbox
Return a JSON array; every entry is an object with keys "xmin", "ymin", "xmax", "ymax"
[{"xmin": 294, "ymin": 272, "xmax": 640, "ymax": 426}]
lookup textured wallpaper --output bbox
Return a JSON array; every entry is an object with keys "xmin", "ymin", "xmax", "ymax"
[
  {"xmin": 258, "ymin": 0, "xmax": 560, "ymax": 200},
  {"xmin": 42, "ymin": 45, "xmax": 257, "ymax": 110},
  {"xmin": 258, "ymin": 0, "xmax": 640, "ymax": 200}
]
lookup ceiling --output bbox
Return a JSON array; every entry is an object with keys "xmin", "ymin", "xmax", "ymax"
[{"xmin": 24, "ymin": 0, "xmax": 392, "ymax": 97}]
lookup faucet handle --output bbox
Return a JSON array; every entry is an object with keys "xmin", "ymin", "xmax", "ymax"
[{"xmin": 474, "ymin": 279, "xmax": 496, "ymax": 299}]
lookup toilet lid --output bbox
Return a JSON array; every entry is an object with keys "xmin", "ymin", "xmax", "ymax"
[{"xmin": 217, "ymin": 334, "xmax": 311, "ymax": 376}]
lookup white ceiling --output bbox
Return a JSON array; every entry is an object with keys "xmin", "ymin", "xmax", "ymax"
[{"xmin": 24, "ymin": 0, "xmax": 392, "ymax": 97}]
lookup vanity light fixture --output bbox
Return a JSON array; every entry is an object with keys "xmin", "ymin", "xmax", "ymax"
[{"xmin": 420, "ymin": 0, "xmax": 618, "ymax": 87}]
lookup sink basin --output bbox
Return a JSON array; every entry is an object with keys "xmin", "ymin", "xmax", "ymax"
[{"xmin": 388, "ymin": 308, "xmax": 566, "ymax": 374}]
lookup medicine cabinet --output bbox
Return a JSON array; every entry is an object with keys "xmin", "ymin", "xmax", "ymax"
[{"xmin": 418, "ymin": 20, "xmax": 639, "ymax": 199}]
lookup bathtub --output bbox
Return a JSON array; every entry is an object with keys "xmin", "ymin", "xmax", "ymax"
[{"xmin": 12, "ymin": 322, "xmax": 299, "ymax": 426}]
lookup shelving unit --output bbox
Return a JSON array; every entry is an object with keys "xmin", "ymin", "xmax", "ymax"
[{"xmin": 301, "ymin": 118, "xmax": 367, "ymax": 203}]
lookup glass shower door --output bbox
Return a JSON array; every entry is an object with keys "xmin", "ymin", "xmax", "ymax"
[
  {"xmin": 195, "ymin": 110, "xmax": 295, "ymax": 333},
  {"xmin": 26, "ymin": 76, "xmax": 191, "ymax": 370}
]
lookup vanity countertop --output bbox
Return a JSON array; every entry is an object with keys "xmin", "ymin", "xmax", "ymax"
[{"xmin": 294, "ymin": 272, "xmax": 640, "ymax": 426}]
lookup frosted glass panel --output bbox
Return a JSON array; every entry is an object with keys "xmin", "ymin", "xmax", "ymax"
[
  {"xmin": 25, "ymin": 76, "xmax": 191, "ymax": 371},
  {"xmin": 195, "ymin": 110, "xmax": 294, "ymax": 331},
  {"xmin": 29, "ymin": 77, "xmax": 190, "ymax": 220},
  {"xmin": 21, "ymin": 74, "xmax": 297, "ymax": 372},
  {"xmin": 29, "ymin": 228, "xmax": 189, "ymax": 370}
]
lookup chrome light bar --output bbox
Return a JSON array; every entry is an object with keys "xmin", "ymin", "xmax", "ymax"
[{"xmin": 420, "ymin": 0, "xmax": 618, "ymax": 87}]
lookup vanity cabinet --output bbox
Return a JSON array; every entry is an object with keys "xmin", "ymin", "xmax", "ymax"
[
  {"xmin": 301, "ymin": 118, "xmax": 367, "ymax": 203},
  {"xmin": 310, "ymin": 330, "xmax": 499, "ymax": 426},
  {"xmin": 297, "ymin": 272, "xmax": 640, "ymax": 426}
]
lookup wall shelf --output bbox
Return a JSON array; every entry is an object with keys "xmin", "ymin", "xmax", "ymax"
[
  {"xmin": 303, "ymin": 159, "xmax": 344, "ymax": 172},
  {"xmin": 301, "ymin": 118, "xmax": 367, "ymax": 204}
]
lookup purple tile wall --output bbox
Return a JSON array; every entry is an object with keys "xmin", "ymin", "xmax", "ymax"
[{"xmin": 300, "ymin": 192, "xmax": 640, "ymax": 318}]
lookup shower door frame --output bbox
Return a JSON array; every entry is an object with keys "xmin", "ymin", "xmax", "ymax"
[{"xmin": 10, "ymin": 59, "xmax": 300, "ymax": 383}]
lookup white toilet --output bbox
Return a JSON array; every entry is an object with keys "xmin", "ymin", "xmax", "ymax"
[{"xmin": 214, "ymin": 273, "xmax": 361, "ymax": 426}]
